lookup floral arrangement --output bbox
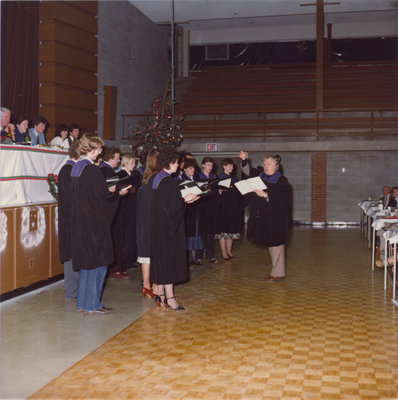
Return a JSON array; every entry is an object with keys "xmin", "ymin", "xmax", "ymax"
[
  {"xmin": 133, "ymin": 99, "xmax": 183, "ymax": 159},
  {"xmin": 47, "ymin": 173, "xmax": 58, "ymax": 201}
]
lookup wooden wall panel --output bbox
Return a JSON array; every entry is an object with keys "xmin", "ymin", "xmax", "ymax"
[
  {"xmin": 40, "ymin": 104, "xmax": 97, "ymax": 134},
  {"xmin": 71, "ymin": 1, "xmax": 98, "ymax": 15},
  {"xmin": 39, "ymin": 1, "xmax": 97, "ymax": 33},
  {"xmin": 39, "ymin": 62, "xmax": 97, "ymax": 91},
  {"xmin": 1, "ymin": 208, "xmax": 16, "ymax": 294},
  {"xmin": 39, "ymin": 41, "xmax": 97, "ymax": 72},
  {"xmin": 39, "ymin": 1, "xmax": 98, "ymax": 139},
  {"xmin": 39, "ymin": 20, "xmax": 97, "ymax": 53},
  {"xmin": 39, "ymin": 84, "xmax": 97, "ymax": 110}
]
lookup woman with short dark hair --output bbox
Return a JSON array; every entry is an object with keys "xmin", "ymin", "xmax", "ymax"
[
  {"xmin": 150, "ymin": 148, "xmax": 198, "ymax": 311},
  {"xmin": 14, "ymin": 116, "xmax": 29, "ymax": 143},
  {"xmin": 50, "ymin": 124, "xmax": 70, "ymax": 149}
]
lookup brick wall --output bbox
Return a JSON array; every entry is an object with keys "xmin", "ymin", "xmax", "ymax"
[{"xmin": 311, "ymin": 152, "xmax": 327, "ymax": 222}]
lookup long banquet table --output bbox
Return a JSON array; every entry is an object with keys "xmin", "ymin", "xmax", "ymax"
[{"xmin": 0, "ymin": 145, "xmax": 68, "ymax": 298}]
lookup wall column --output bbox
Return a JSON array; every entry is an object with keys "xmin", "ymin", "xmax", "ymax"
[{"xmin": 311, "ymin": 152, "xmax": 327, "ymax": 222}]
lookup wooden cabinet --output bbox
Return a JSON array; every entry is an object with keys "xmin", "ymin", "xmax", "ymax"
[
  {"xmin": 0, "ymin": 203, "xmax": 64, "ymax": 297},
  {"xmin": 0, "ymin": 208, "xmax": 15, "ymax": 294}
]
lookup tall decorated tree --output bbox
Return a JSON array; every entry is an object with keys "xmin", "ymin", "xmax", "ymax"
[{"xmin": 133, "ymin": 99, "xmax": 183, "ymax": 161}]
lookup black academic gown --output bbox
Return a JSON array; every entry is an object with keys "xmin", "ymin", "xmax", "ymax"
[
  {"xmin": 71, "ymin": 159, "xmax": 118, "ymax": 270},
  {"xmin": 216, "ymin": 173, "xmax": 244, "ymax": 234},
  {"xmin": 197, "ymin": 172, "xmax": 221, "ymax": 235},
  {"xmin": 180, "ymin": 173, "xmax": 202, "ymax": 238},
  {"xmin": 117, "ymin": 169, "xmax": 141, "ymax": 267},
  {"xmin": 57, "ymin": 160, "xmax": 75, "ymax": 263},
  {"xmin": 243, "ymin": 161, "xmax": 290, "ymax": 247},
  {"xmin": 100, "ymin": 162, "xmax": 122, "ymax": 271},
  {"xmin": 150, "ymin": 172, "xmax": 188, "ymax": 285}
]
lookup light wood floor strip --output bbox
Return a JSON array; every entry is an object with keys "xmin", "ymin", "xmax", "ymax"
[{"xmin": 29, "ymin": 228, "xmax": 398, "ymax": 399}]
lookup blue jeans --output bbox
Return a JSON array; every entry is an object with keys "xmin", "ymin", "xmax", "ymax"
[
  {"xmin": 76, "ymin": 266, "xmax": 107, "ymax": 311},
  {"xmin": 64, "ymin": 259, "xmax": 79, "ymax": 299}
]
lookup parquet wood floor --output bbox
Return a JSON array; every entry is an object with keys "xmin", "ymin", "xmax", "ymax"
[{"xmin": 29, "ymin": 228, "xmax": 398, "ymax": 399}]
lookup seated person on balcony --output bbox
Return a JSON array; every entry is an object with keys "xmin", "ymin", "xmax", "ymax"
[
  {"xmin": 50, "ymin": 124, "xmax": 70, "ymax": 149},
  {"xmin": 68, "ymin": 123, "xmax": 80, "ymax": 146},
  {"xmin": 14, "ymin": 116, "xmax": 29, "ymax": 143},
  {"xmin": 387, "ymin": 187, "xmax": 398, "ymax": 208},
  {"xmin": 382, "ymin": 186, "xmax": 391, "ymax": 208},
  {"xmin": 28, "ymin": 115, "xmax": 47, "ymax": 146},
  {"xmin": 1, "ymin": 107, "xmax": 15, "ymax": 141}
]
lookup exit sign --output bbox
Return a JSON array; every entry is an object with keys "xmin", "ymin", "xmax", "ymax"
[{"xmin": 206, "ymin": 143, "xmax": 217, "ymax": 151}]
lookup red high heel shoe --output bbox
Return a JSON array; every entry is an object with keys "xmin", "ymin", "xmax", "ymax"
[{"xmin": 141, "ymin": 287, "xmax": 155, "ymax": 299}]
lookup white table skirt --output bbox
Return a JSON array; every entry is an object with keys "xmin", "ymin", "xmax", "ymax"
[{"xmin": 0, "ymin": 144, "xmax": 68, "ymax": 206}]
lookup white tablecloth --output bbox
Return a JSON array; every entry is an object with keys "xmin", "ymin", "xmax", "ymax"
[
  {"xmin": 0, "ymin": 144, "xmax": 68, "ymax": 206},
  {"xmin": 372, "ymin": 216, "xmax": 398, "ymax": 231}
]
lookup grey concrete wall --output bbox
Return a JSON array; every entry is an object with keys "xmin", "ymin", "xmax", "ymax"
[
  {"xmin": 236, "ymin": 152, "xmax": 312, "ymax": 223},
  {"xmin": 98, "ymin": 1, "xmax": 170, "ymax": 142},
  {"xmin": 188, "ymin": 144, "xmax": 398, "ymax": 224},
  {"xmin": 327, "ymin": 151, "xmax": 398, "ymax": 223}
]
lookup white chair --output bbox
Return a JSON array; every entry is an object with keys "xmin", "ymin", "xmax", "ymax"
[
  {"xmin": 383, "ymin": 229, "xmax": 398, "ymax": 306},
  {"xmin": 371, "ymin": 213, "xmax": 398, "ymax": 271}
]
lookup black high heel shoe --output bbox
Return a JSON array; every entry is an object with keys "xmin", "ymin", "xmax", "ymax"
[
  {"xmin": 166, "ymin": 296, "xmax": 185, "ymax": 311},
  {"xmin": 156, "ymin": 293, "xmax": 169, "ymax": 308}
]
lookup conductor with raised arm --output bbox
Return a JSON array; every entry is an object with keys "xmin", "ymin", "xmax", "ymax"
[{"xmin": 239, "ymin": 151, "xmax": 290, "ymax": 282}]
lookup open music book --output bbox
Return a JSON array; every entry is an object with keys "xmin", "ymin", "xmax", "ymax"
[
  {"xmin": 105, "ymin": 175, "xmax": 132, "ymax": 191},
  {"xmin": 179, "ymin": 178, "xmax": 232, "ymax": 197},
  {"xmin": 234, "ymin": 176, "xmax": 267, "ymax": 195}
]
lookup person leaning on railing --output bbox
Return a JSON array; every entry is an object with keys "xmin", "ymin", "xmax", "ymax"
[
  {"xmin": 0, "ymin": 107, "xmax": 15, "ymax": 142},
  {"xmin": 28, "ymin": 115, "xmax": 48, "ymax": 146}
]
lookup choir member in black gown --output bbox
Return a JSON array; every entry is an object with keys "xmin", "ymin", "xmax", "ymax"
[
  {"xmin": 239, "ymin": 151, "xmax": 290, "ymax": 282},
  {"xmin": 58, "ymin": 141, "xmax": 80, "ymax": 298},
  {"xmin": 136, "ymin": 149, "xmax": 159, "ymax": 299},
  {"xmin": 150, "ymin": 149, "xmax": 198, "ymax": 311},
  {"xmin": 71, "ymin": 134, "xmax": 131, "ymax": 314},
  {"xmin": 181, "ymin": 160, "xmax": 203, "ymax": 265},
  {"xmin": 100, "ymin": 147, "xmax": 130, "ymax": 279},
  {"xmin": 197, "ymin": 157, "xmax": 219, "ymax": 262},
  {"xmin": 215, "ymin": 158, "xmax": 244, "ymax": 260},
  {"xmin": 118, "ymin": 154, "xmax": 141, "ymax": 270}
]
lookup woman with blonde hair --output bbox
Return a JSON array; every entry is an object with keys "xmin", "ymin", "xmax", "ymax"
[
  {"xmin": 117, "ymin": 153, "xmax": 141, "ymax": 270},
  {"xmin": 136, "ymin": 149, "xmax": 160, "ymax": 300},
  {"xmin": 71, "ymin": 133, "xmax": 130, "ymax": 314}
]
